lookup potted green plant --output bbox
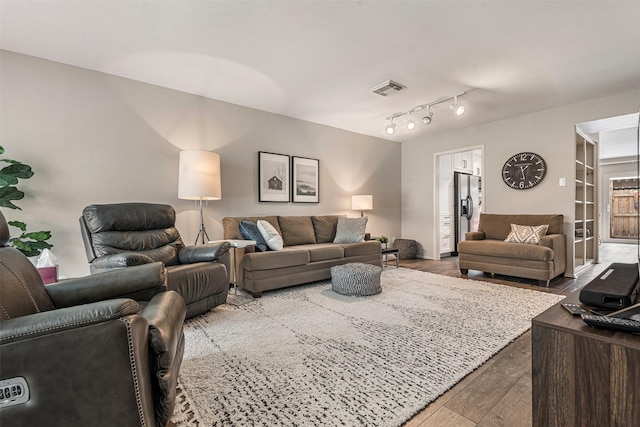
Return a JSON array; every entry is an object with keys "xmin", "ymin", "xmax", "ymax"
[
  {"xmin": 378, "ymin": 235, "xmax": 389, "ymax": 249},
  {"xmin": 0, "ymin": 145, "xmax": 53, "ymax": 257}
]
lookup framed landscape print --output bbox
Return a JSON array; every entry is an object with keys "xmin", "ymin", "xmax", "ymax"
[
  {"xmin": 292, "ymin": 156, "xmax": 319, "ymax": 203},
  {"xmin": 258, "ymin": 151, "xmax": 290, "ymax": 202}
]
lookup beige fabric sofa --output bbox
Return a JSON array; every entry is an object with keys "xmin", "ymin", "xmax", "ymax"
[
  {"xmin": 457, "ymin": 214, "xmax": 566, "ymax": 286},
  {"xmin": 223, "ymin": 215, "xmax": 382, "ymax": 297}
]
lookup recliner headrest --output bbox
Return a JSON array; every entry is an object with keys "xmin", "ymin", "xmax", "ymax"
[
  {"xmin": 82, "ymin": 203, "xmax": 176, "ymax": 233},
  {"xmin": 0, "ymin": 210, "xmax": 10, "ymax": 247}
]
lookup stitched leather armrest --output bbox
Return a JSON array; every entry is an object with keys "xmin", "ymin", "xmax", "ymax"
[
  {"xmin": 139, "ymin": 291, "xmax": 186, "ymax": 369},
  {"xmin": 46, "ymin": 262, "xmax": 167, "ymax": 307},
  {"xmin": 178, "ymin": 241, "xmax": 231, "ymax": 264},
  {"xmin": 0, "ymin": 299, "xmax": 140, "ymax": 345},
  {"xmin": 91, "ymin": 252, "xmax": 154, "ymax": 270},
  {"xmin": 139, "ymin": 291, "xmax": 186, "ymax": 426}
]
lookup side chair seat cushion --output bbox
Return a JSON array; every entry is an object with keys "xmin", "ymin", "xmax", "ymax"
[{"xmin": 457, "ymin": 239, "xmax": 554, "ymax": 262}]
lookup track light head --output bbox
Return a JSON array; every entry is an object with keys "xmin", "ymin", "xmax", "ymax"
[
  {"xmin": 422, "ymin": 111, "xmax": 433, "ymax": 124},
  {"xmin": 450, "ymin": 96, "xmax": 465, "ymax": 116},
  {"xmin": 406, "ymin": 113, "xmax": 415, "ymax": 130},
  {"xmin": 385, "ymin": 121, "xmax": 396, "ymax": 135}
]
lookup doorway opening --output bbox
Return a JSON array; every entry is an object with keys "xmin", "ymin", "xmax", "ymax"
[
  {"xmin": 576, "ymin": 111, "xmax": 639, "ymax": 275},
  {"xmin": 609, "ymin": 177, "xmax": 638, "ymax": 240}
]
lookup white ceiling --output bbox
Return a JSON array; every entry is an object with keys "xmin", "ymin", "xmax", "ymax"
[{"xmin": 1, "ymin": 0, "xmax": 639, "ymax": 143}]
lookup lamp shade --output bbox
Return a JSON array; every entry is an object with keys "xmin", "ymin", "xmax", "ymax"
[
  {"xmin": 351, "ymin": 195, "xmax": 373, "ymax": 211},
  {"xmin": 178, "ymin": 151, "xmax": 222, "ymax": 200}
]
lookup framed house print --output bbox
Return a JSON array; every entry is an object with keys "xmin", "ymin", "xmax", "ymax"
[
  {"xmin": 292, "ymin": 156, "xmax": 319, "ymax": 203},
  {"xmin": 259, "ymin": 151, "xmax": 290, "ymax": 202}
]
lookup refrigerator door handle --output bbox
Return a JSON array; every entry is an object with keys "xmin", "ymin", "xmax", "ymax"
[
  {"xmin": 466, "ymin": 195, "xmax": 473, "ymax": 220},
  {"xmin": 460, "ymin": 198, "xmax": 468, "ymax": 217}
]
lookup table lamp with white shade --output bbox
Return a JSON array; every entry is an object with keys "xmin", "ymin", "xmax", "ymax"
[{"xmin": 351, "ymin": 194, "xmax": 373, "ymax": 217}]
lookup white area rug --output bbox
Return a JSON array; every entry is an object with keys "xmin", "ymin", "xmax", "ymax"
[{"xmin": 172, "ymin": 268, "xmax": 563, "ymax": 426}]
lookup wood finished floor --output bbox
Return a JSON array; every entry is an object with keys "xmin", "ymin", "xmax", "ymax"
[{"xmin": 401, "ymin": 242, "xmax": 636, "ymax": 427}]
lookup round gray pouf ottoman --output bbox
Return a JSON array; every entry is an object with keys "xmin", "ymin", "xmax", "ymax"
[{"xmin": 331, "ymin": 263, "xmax": 382, "ymax": 296}]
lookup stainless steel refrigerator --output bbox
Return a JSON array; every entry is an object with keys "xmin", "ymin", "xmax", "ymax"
[{"xmin": 453, "ymin": 172, "xmax": 481, "ymax": 255}]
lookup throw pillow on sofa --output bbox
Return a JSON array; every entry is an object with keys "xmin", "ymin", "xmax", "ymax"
[
  {"xmin": 278, "ymin": 216, "xmax": 316, "ymax": 246},
  {"xmin": 257, "ymin": 219, "xmax": 284, "ymax": 251},
  {"xmin": 504, "ymin": 224, "xmax": 549, "ymax": 245},
  {"xmin": 239, "ymin": 219, "xmax": 268, "ymax": 251},
  {"xmin": 312, "ymin": 215, "xmax": 342, "ymax": 243},
  {"xmin": 333, "ymin": 216, "xmax": 368, "ymax": 243}
]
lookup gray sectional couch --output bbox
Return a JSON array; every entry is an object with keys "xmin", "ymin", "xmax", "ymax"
[{"xmin": 222, "ymin": 215, "xmax": 382, "ymax": 297}]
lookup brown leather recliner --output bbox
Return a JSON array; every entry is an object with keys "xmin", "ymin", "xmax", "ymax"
[
  {"xmin": 0, "ymin": 210, "xmax": 185, "ymax": 427},
  {"xmin": 80, "ymin": 202, "xmax": 231, "ymax": 318}
]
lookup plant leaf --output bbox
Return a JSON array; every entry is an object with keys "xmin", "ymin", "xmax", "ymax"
[
  {"xmin": 8, "ymin": 220, "xmax": 27, "ymax": 231},
  {"xmin": 0, "ymin": 163, "xmax": 33, "ymax": 180},
  {"xmin": 11, "ymin": 239, "xmax": 31, "ymax": 251},
  {"xmin": 26, "ymin": 240, "xmax": 53, "ymax": 251},
  {"xmin": 22, "ymin": 231, "xmax": 52, "ymax": 241},
  {"xmin": 0, "ymin": 186, "xmax": 25, "ymax": 209}
]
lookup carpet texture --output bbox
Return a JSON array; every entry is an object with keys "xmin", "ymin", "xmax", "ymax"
[{"xmin": 172, "ymin": 268, "xmax": 563, "ymax": 426}]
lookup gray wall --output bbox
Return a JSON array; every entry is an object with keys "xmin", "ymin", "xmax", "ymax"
[
  {"xmin": 1, "ymin": 51, "xmax": 401, "ymax": 278},
  {"xmin": 402, "ymin": 88, "xmax": 640, "ymax": 275}
]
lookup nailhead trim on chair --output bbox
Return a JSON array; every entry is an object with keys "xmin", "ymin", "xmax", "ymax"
[{"xmin": 120, "ymin": 318, "xmax": 148, "ymax": 427}]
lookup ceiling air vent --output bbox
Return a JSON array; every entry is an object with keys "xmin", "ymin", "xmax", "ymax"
[{"xmin": 369, "ymin": 80, "xmax": 406, "ymax": 97}]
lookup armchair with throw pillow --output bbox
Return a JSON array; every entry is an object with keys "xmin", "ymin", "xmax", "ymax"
[
  {"xmin": 0, "ymin": 210, "xmax": 185, "ymax": 427},
  {"xmin": 79, "ymin": 203, "xmax": 231, "ymax": 318}
]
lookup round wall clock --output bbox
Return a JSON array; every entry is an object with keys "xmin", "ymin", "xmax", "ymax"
[{"xmin": 501, "ymin": 152, "xmax": 547, "ymax": 190}]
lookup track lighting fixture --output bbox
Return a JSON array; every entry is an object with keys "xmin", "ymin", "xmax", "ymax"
[
  {"xmin": 450, "ymin": 96, "xmax": 465, "ymax": 116},
  {"xmin": 406, "ymin": 113, "xmax": 415, "ymax": 130},
  {"xmin": 385, "ymin": 119, "xmax": 396, "ymax": 135},
  {"xmin": 384, "ymin": 91, "xmax": 466, "ymax": 134},
  {"xmin": 422, "ymin": 107, "xmax": 433, "ymax": 125}
]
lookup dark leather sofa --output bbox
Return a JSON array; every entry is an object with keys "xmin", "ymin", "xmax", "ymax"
[
  {"xmin": 0, "ymin": 210, "xmax": 185, "ymax": 427},
  {"xmin": 80, "ymin": 202, "xmax": 231, "ymax": 318}
]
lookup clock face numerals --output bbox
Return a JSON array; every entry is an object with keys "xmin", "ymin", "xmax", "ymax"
[{"xmin": 502, "ymin": 152, "xmax": 547, "ymax": 190}]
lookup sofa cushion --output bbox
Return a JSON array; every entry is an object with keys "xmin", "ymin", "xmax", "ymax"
[
  {"xmin": 478, "ymin": 214, "xmax": 563, "ymax": 240},
  {"xmin": 242, "ymin": 248, "xmax": 310, "ymax": 270},
  {"xmin": 312, "ymin": 215, "xmax": 341, "ymax": 243},
  {"xmin": 278, "ymin": 216, "xmax": 316, "ymax": 246},
  {"xmin": 457, "ymin": 239, "xmax": 554, "ymax": 261},
  {"xmin": 239, "ymin": 219, "xmax": 268, "ymax": 252},
  {"xmin": 257, "ymin": 220, "xmax": 284, "ymax": 251},
  {"xmin": 333, "ymin": 217, "xmax": 368, "ymax": 243},
  {"xmin": 305, "ymin": 244, "xmax": 345, "ymax": 262},
  {"xmin": 504, "ymin": 224, "xmax": 549, "ymax": 245}
]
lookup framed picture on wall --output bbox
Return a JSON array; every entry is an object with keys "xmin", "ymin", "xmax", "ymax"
[
  {"xmin": 259, "ymin": 151, "xmax": 290, "ymax": 202},
  {"xmin": 292, "ymin": 156, "xmax": 319, "ymax": 203}
]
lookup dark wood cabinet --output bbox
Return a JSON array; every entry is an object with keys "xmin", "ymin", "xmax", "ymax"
[{"xmin": 532, "ymin": 292, "xmax": 640, "ymax": 427}]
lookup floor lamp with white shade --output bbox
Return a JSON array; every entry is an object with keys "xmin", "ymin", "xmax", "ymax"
[{"xmin": 178, "ymin": 150, "xmax": 222, "ymax": 244}]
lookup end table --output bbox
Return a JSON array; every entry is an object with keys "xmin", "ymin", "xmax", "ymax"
[
  {"xmin": 381, "ymin": 248, "xmax": 399, "ymax": 268},
  {"xmin": 209, "ymin": 239, "xmax": 256, "ymax": 294}
]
